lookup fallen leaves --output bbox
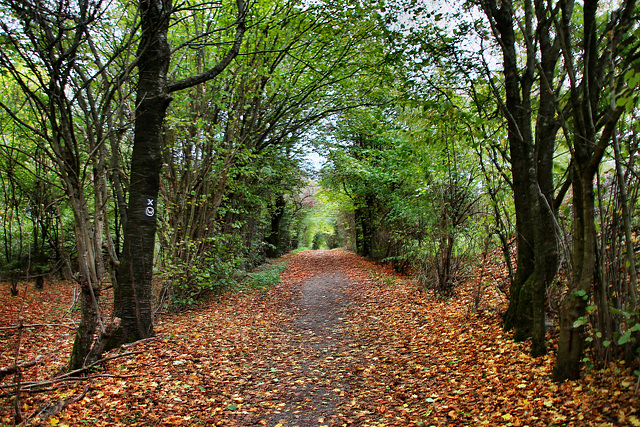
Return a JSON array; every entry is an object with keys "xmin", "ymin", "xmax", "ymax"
[{"xmin": 1, "ymin": 249, "xmax": 639, "ymax": 426}]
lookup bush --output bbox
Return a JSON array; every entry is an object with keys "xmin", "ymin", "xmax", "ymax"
[
  {"xmin": 2, "ymin": 260, "xmax": 23, "ymax": 296},
  {"xmin": 242, "ymin": 261, "xmax": 287, "ymax": 290}
]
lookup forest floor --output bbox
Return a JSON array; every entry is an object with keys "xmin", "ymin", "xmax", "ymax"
[{"xmin": 1, "ymin": 249, "xmax": 639, "ymax": 426}]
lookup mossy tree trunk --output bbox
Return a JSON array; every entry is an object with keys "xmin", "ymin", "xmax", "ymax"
[{"xmin": 479, "ymin": 0, "xmax": 562, "ymax": 356}]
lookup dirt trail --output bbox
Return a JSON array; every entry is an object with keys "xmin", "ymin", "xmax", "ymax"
[{"xmin": 268, "ymin": 254, "xmax": 354, "ymax": 426}]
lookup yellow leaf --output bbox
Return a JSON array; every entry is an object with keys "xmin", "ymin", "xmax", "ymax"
[
  {"xmin": 628, "ymin": 415, "xmax": 640, "ymax": 426},
  {"xmin": 502, "ymin": 414, "xmax": 513, "ymax": 421},
  {"xmin": 49, "ymin": 418, "xmax": 59, "ymax": 426},
  {"xmin": 618, "ymin": 410, "xmax": 626, "ymax": 423}
]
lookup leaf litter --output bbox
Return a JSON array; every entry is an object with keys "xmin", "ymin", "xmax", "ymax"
[{"xmin": 1, "ymin": 249, "xmax": 638, "ymax": 426}]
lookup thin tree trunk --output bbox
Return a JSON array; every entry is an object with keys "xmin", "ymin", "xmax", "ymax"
[
  {"xmin": 68, "ymin": 195, "xmax": 103, "ymax": 371},
  {"xmin": 613, "ymin": 133, "xmax": 638, "ymax": 311}
]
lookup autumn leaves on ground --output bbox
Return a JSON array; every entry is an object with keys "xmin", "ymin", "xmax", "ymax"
[{"xmin": 1, "ymin": 250, "xmax": 639, "ymax": 426}]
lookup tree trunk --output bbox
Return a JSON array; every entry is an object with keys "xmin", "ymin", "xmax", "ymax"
[
  {"xmin": 69, "ymin": 280, "xmax": 101, "ymax": 370},
  {"xmin": 265, "ymin": 195, "xmax": 286, "ymax": 258},
  {"xmin": 108, "ymin": 0, "xmax": 246, "ymax": 347},
  {"xmin": 60, "ymin": 116, "xmax": 106, "ymax": 371},
  {"xmin": 67, "ymin": 194, "xmax": 104, "ymax": 371},
  {"xmin": 552, "ymin": 0, "xmax": 634, "ymax": 380},
  {"xmin": 480, "ymin": 0, "xmax": 561, "ymax": 353},
  {"xmin": 554, "ymin": 172, "xmax": 595, "ymax": 380},
  {"xmin": 110, "ymin": 0, "xmax": 172, "ymax": 346},
  {"xmin": 613, "ymin": 126, "xmax": 638, "ymax": 312}
]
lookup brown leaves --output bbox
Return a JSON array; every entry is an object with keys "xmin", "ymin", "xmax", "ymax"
[{"xmin": 1, "ymin": 249, "xmax": 639, "ymax": 426}]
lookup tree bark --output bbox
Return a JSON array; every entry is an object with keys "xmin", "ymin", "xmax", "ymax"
[
  {"xmin": 109, "ymin": 0, "xmax": 246, "ymax": 347},
  {"xmin": 554, "ymin": 171, "xmax": 593, "ymax": 380},
  {"xmin": 110, "ymin": 0, "xmax": 172, "ymax": 345},
  {"xmin": 479, "ymin": 0, "xmax": 561, "ymax": 355}
]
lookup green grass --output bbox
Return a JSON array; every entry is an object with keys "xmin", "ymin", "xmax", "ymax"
[
  {"xmin": 290, "ymin": 246, "xmax": 310, "ymax": 254},
  {"xmin": 242, "ymin": 261, "xmax": 287, "ymax": 290}
]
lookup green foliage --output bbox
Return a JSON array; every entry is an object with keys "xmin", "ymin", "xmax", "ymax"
[
  {"xmin": 297, "ymin": 191, "xmax": 342, "ymax": 250},
  {"xmin": 156, "ymin": 0, "xmax": 389, "ymax": 305},
  {"xmin": 579, "ymin": 303, "xmax": 640, "ymax": 368},
  {"xmin": 318, "ymin": 96, "xmax": 488, "ymax": 293},
  {"xmin": 241, "ymin": 261, "xmax": 287, "ymax": 290},
  {"xmin": 161, "ymin": 233, "xmax": 247, "ymax": 310}
]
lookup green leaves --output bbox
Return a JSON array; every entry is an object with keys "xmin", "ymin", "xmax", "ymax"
[
  {"xmin": 616, "ymin": 69, "xmax": 640, "ymax": 112},
  {"xmin": 618, "ymin": 331, "xmax": 633, "ymax": 345},
  {"xmin": 573, "ymin": 317, "xmax": 588, "ymax": 328}
]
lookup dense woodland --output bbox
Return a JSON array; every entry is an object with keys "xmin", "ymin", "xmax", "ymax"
[{"xmin": 0, "ymin": 0, "xmax": 639, "ymax": 402}]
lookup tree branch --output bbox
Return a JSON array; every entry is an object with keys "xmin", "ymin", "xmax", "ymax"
[{"xmin": 166, "ymin": 0, "xmax": 246, "ymax": 93}]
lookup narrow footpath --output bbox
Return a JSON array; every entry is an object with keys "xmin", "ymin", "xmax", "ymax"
[{"xmin": 267, "ymin": 254, "xmax": 354, "ymax": 426}]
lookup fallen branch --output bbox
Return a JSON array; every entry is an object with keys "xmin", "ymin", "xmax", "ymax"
[
  {"xmin": 120, "ymin": 336, "xmax": 158, "ymax": 349},
  {"xmin": 56, "ymin": 349, "xmax": 143, "ymax": 380},
  {"xmin": 0, "ymin": 350, "xmax": 143, "ymax": 398},
  {"xmin": 12, "ymin": 319, "xmax": 23, "ymax": 424},
  {"xmin": 0, "ymin": 373, "xmax": 140, "ymax": 396},
  {"xmin": 35, "ymin": 385, "xmax": 90, "ymax": 422},
  {"xmin": 0, "ymin": 355, "xmax": 45, "ymax": 380},
  {"xmin": 0, "ymin": 323, "xmax": 76, "ymax": 331}
]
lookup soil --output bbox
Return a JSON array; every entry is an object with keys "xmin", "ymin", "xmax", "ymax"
[{"xmin": 268, "ymin": 255, "xmax": 353, "ymax": 426}]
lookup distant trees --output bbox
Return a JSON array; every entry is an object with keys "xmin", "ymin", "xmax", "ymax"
[
  {"xmin": 156, "ymin": 0, "xmax": 385, "ymax": 307},
  {"xmin": 320, "ymin": 101, "xmax": 484, "ymax": 291}
]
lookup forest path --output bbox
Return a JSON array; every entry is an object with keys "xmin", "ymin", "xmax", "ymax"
[
  {"xmin": 266, "ymin": 252, "xmax": 355, "ymax": 426},
  {"xmin": 4, "ymin": 249, "xmax": 635, "ymax": 426}
]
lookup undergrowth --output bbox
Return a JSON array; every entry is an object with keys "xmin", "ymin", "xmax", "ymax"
[{"xmin": 240, "ymin": 261, "xmax": 287, "ymax": 290}]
